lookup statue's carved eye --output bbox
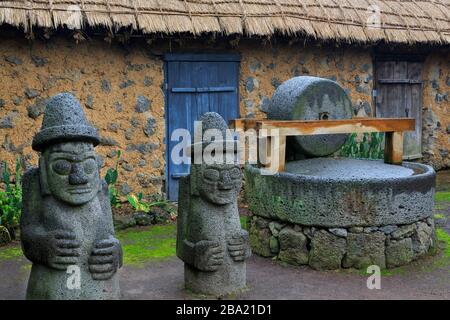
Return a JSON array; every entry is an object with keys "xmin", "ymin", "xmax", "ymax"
[
  {"xmin": 83, "ymin": 158, "xmax": 97, "ymax": 174},
  {"xmin": 203, "ymin": 168, "xmax": 220, "ymax": 181},
  {"xmin": 52, "ymin": 160, "xmax": 71, "ymax": 175},
  {"xmin": 230, "ymin": 167, "xmax": 241, "ymax": 179}
]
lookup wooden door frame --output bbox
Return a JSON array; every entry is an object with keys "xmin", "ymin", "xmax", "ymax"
[
  {"xmin": 163, "ymin": 53, "xmax": 241, "ymax": 199},
  {"xmin": 373, "ymin": 53, "xmax": 426, "ymax": 117}
]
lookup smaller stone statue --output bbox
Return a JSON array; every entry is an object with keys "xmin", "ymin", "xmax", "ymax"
[
  {"xmin": 20, "ymin": 93, "xmax": 122, "ymax": 300},
  {"xmin": 177, "ymin": 112, "xmax": 251, "ymax": 296}
]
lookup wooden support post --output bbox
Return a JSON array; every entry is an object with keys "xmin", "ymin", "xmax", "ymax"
[
  {"xmin": 384, "ymin": 132, "xmax": 404, "ymax": 164},
  {"xmin": 258, "ymin": 130, "xmax": 286, "ymax": 173},
  {"xmin": 258, "ymin": 135, "xmax": 271, "ymax": 168}
]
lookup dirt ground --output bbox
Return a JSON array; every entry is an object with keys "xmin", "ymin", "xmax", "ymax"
[{"xmin": 1, "ymin": 250, "xmax": 449, "ymax": 300}]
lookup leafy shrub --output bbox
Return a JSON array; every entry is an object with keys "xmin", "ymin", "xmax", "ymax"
[
  {"xmin": 339, "ymin": 132, "xmax": 384, "ymax": 160},
  {"xmin": 105, "ymin": 150, "xmax": 121, "ymax": 208},
  {"xmin": 127, "ymin": 193, "xmax": 151, "ymax": 213},
  {"xmin": 127, "ymin": 193, "xmax": 177, "ymax": 221},
  {"xmin": 0, "ymin": 158, "xmax": 22, "ymax": 240}
]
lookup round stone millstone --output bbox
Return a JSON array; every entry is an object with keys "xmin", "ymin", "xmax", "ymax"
[{"xmin": 268, "ymin": 76, "xmax": 353, "ymax": 157}]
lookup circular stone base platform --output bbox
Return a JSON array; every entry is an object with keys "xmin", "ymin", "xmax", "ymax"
[
  {"xmin": 244, "ymin": 158, "xmax": 437, "ymax": 269},
  {"xmin": 285, "ymin": 158, "xmax": 415, "ymax": 179}
]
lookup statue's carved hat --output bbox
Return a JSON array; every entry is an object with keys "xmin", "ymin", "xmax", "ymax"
[
  {"xmin": 188, "ymin": 112, "xmax": 238, "ymax": 160},
  {"xmin": 32, "ymin": 93, "xmax": 100, "ymax": 151}
]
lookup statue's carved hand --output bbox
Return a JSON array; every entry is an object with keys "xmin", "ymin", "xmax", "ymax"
[
  {"xmin": 46, "ymin": 230, "xmax": 81, "ymax": 271},
  {"xmin": 227, "ymin": 232, "xmax": 249, "ymax": 262},
  {"xmin": 194, "ymin": 240, "xmax": 224, "ymax": 272},
  {"xmin": 89, "ymin": 237, "xmax": 122, "ymax": 280}
]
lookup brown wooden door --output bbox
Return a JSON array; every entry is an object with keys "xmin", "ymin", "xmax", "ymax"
[{"xmin": 375, "ymin": 60, "xmax": 423, "ymax": 159}]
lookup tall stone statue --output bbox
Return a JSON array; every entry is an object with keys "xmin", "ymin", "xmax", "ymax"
[
  {"xmin": 20, "ymin": 93, "xmax": 122, "ymax": 300},
  {"xmin": 177, "ymin": 112, "xmax": 251, "ymax": 296}
]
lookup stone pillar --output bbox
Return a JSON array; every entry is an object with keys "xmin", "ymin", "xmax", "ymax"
[{"xmin": 176, "ymin": 112, "xmax": 251, "ymax": 296}]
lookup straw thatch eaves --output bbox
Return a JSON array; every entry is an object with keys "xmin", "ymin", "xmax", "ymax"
[{"xmin": 0, "ymin": 0, "xmax": 448, "ymax": 44}]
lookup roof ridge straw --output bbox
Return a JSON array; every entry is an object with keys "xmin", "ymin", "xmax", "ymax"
[{"xmin": 0, "ymin": 0, "xmax": 447, "ymax": 44}]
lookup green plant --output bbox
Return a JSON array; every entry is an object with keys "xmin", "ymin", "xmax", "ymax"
[
  {"xmin": 127, "ymin": 193, "xmax": 177, "ymax": 221},
  {"xmin": 339, "ymin": 132, "xmax": 385, "ymax": 160},
  {"xmin": 0, "ymin": 158, "xmax": 22, "ymax": 240},
  {"xmin": 127, "ymin": 193, "xmax": 151, "ymax": 213},
  {"xmin": 105, "ymin": 150, "xmax": 121, "ymax": 208}
]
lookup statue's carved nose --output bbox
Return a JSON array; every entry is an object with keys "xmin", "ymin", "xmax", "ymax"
[
  {"xmin": 69, "ymin": 163, "xmax": 89, "ymax": 185},
  {"xmin": 219, "ymin": 172, "xmax": 232, "ymax": 189}
]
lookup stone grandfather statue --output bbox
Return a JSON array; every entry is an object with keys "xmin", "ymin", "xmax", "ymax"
[
  {"xmin": 177, "ymin": 112, "xmax": 251, "ymax": 296},
  {"xmin": 20, "ymin": 93, "xmax": 122, "ymax": 299}
]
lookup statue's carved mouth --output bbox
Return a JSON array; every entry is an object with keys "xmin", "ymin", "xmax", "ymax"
[{"xmin": 68, "ymin": 188, "xmax": 92, "ymax": 194}]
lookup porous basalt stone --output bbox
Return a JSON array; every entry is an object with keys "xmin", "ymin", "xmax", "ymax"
[
  {"xmin": 135, "ymin": 95, "xmax": 150, "ymax": 113},
  {"xmin": 248, "ymin": 217, "xmax": 435, "ymax": 270},
  {"xmin": 343, "ymin": 232, "xmax": 386, "ymax": 269},
  {"xmin": 20, "ymin": 93, "xmax": 122, "ymax": 300},
  {"xmin": 391, "ymin": 224, "xmax": 416, "ymax": 240},
  {"xmin": 31, "ymin": 93, "xmax": 100, "ymax": 151},
  {"xmin": 278, "ymin": 227, "xmax": 309, "ymax": 265},
  {"xmin": 309, "ymin": 230, "xmax": 346, "ymax": 270},
  {"xmin": 269, "ymin": 236, "xmax": 280, "ymax": 254},
  {"xmin": 412, "ymin": 222, "xmax": 433, "ymax": 258},
  {"xmin": 134, "ymin": 212, "xmax": 153, "ymax": 226},
  {"xmin": 177, "ymin": 112, "xmax": 250, "ymax": 296},
  {"xmin": 249, "ymin": 218, "xmax": 272, "ymax": 257},
  {"xmin": 0, "ymin": 111, "xmax": 18, "ymax": 128},
  {"xmin": 268, "ymin": 76, "xmax": 352, "ymax": 157},
  {"xmin": 245, "ymin": 159, "xmax": 435, "ymax": 228},
  {"xmin": 5, "ymin": 55, "xmax": 22, "ymax": 65},
  {"xmin": 114, "ymin": 215, "xmax": 137, "ymax": 230},
  {"xmin": 386, "ymin": 238, "xmax": 414, "ymax": 268}
]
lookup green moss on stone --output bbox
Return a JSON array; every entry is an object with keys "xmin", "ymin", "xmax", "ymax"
[{"xmin": 117, "ymin": 224, "xmax": 176, "ymax": 267}]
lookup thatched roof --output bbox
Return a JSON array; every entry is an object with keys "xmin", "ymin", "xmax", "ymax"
[{"xmin": 0, "ymin": 0, "xmax": 448, "ymax": 44}]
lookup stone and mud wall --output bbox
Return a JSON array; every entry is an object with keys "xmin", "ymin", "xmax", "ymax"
[
  {"xmin": 421, "ymin": 51, "xmax": 450, "ymax": 171},
  {"xmin": 249, "ymin": 215, "xmax": 436, "ymax": 270},
  {"xmin": 0, "ymin": 35, "xmax": 166, "ymax": 196},
  {"xmin": 0, "ymin": 34, "xmax": 448, "ymax": 196}
]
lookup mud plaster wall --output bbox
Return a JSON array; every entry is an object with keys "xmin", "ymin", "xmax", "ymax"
[
  {"xmin": 421, "ymin": 50, "xmax": 450, "ymax": 171},
  {"xmin": 0, "ymin": 36, "xmax": 166, "ymax": 197}
]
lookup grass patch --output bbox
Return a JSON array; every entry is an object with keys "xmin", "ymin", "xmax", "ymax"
[
  {"xmin": 434, "ymin": 213, "xmax": 445, "ymax": 220},
  {"xmin": 117, "ymin": 224, "xmax": 177, "ymax": 267},
  {"xmin": 0, "ymin": 245, "xmax": 23, "ymax": 261},
  {"xmin": 436, "ymin": 228, "xmax": 450, "ymax": 258},
  {"xmin": 435, "ymin": 191, "xmax": 450, "ymax": 203}
]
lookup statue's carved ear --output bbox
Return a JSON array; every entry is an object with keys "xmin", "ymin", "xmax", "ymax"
[
  {"xmin": 95, "ymin": 154, "xmax": 103, "ymax": 171},
  {"xmin": 39, "ymin": 157, "xmax": 51, "ymax": 196}
]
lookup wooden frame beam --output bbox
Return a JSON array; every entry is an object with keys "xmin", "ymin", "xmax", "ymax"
[{"xmin": 229, "ymin": 118, "xmax": 415, "ymax": 172}]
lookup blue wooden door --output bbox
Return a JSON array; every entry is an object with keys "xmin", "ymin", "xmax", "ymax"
[{"xmin": 164, "ymin": 54, "xmax": 240, "ymax": 200}]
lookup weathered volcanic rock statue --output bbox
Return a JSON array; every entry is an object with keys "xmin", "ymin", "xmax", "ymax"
[
  {"xmin": 177, "ymin": 112, "xmax": 251, "ymax": 296},
  {"xmin": 20, "ymin": 93, "xmax": 122, "ymax": 299}
]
